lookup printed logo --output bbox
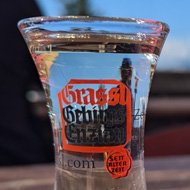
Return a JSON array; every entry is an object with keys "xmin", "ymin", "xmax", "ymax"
[
  {"xmin": 57, "ymin": 79, "xmax": 132, "ymax": 153},
  {"xmin": 105, "ymin": 148, "xmax": 133, "ymax": 179}
]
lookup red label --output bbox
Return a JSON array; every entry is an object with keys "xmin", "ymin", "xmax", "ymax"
[
  {"xmin": 105, "ymin": 148, "xmax": 133, "ymax": 179},
  {"xmin": 57, "ymin": 79, "xmax": 132, "ymax": 153}
]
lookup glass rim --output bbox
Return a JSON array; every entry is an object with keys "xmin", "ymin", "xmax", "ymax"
[{"xmin": 18, "ymin": 16, "xmax": 170, "ymax": 34}]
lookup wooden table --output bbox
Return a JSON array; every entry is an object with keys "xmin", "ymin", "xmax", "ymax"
[
  {"xmin": 145, "ymin": 156, "xmax": 190, "ymax": 190},
  {"xmin": 0, "ymin": 156, "xmax": 190, "ymax": 190}
]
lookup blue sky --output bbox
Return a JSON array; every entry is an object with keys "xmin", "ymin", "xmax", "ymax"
[{"xmin": 35, "ymin": 0, "xmax": 190, "ymax": 71}]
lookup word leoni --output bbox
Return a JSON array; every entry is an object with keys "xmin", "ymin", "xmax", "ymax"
[{"xmin": 58, "ymin": 84, "xmax": 127, "ymax": 106}]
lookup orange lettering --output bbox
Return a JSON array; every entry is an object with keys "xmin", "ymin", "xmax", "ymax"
[
  {"xmin": 75, "ymin": 89, "xmax": 85, "ymax": 104},
  {"xmin": 119, "ymin": 84, "xmax": 127, "ymax": 106},
  {"xmin": 108, "ymin": 88, "xmax": 120, "ymax": 106},
  {"xmin": 96, "ymin": 88, "xmax": 107, "ymax": 106},
  {"xmin": 83, "ymin": 88, "xmax": 95, "ymax": 105},
  {"xmin": 62, "ymin": 85, "xmax": 76, "ymax": 105}
]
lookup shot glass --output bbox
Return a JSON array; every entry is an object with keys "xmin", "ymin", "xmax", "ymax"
[{"xmin": 18, "ymin": 16, "xmax": 169, "ymax": 190}]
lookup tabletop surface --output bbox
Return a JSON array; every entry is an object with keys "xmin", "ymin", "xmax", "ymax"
[{"xmin": 0, "ymin": 155, "xmax": 190, "ymax": 190}]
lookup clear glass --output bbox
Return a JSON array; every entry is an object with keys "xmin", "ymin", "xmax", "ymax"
[{"xmin": 18, "ymin": 16, "xmax": 169, "ymax": 190}]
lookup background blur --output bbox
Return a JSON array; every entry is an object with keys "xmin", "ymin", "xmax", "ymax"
[
  {"xmin": 35, "ymin": 0, "xmax": 190, "ymax": 157},
  {"xmin": 0, "ymin": 0, "xmax": 189, "ymax": 166}
]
